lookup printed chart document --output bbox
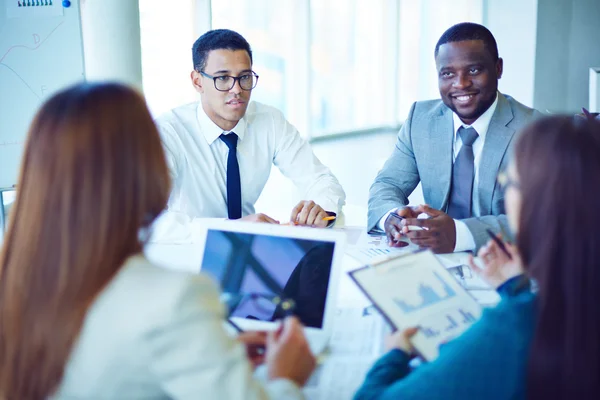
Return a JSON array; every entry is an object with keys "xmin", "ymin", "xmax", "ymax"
[
  {"xmin": 345, "ymin": 229, "xmax": 467, "ymax": 269},
  {"xmin": 348, "ymin": 250, "xmax": 483, "ymax": 361},
  {"xmin": 345, "ymin": 230, "xmax": 418, "ymax": 264}
]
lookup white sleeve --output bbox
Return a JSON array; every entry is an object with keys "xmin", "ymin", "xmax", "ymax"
[
  {"xmin": 453, "ymin": 219, "xmax": 477, "ymax": 252},
  {"xmin": 377, "ymin": 208, "xmax": 397, "ymax": 231},
  {"xmin": 155, "ymin": 121, "xmax": 181, "ymax": 183},
  {"xmin": 144, "ymin": 275, "xmax": 305, "ymax": 400},
  {"xmin": 271, "ymin": 111, "xmax": 345, "ymax": 214},
  {"xmin": 149, "ymin": 211, "xmax": 209, "ymax": 244}
]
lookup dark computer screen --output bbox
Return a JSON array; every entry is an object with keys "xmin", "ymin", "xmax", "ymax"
[{"xmin": 201, "ymin": 229, "xmax": 336, "ymax": 328}]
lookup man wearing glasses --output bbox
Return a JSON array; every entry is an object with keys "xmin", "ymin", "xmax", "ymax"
[{"xmin": 155, "ymin": 29, "xmax": 345, "ymax": 238}]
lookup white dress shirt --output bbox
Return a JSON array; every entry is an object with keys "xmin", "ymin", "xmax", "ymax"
[
  {"xmin": 378, "ymin": 93, "xmax": 499, "ymax": 252},
  {"xmin": 153, "ymin": 101, "xmax": 345, "ymax": 243}
]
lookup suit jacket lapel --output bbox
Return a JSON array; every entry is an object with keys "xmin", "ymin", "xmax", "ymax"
[
  {"xmin": 428, "ymin": 105, "xmax": 454, "ymax": 210},
  {"xmin": 477, "ymin": 93, "xmax": 515, "ymax": 215}
]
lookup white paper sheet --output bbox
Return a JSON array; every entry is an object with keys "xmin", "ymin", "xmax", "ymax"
[
  {"xmin": 326, "ymin": 308, "xmax": 387, "ymax": 357},
  {"xmin": 345, "ymin": 231, "xmax": 418, "ymax": 264},
  {"xmin": 304, "ymin": 357, "xmax": 375, "ymax": 400}
]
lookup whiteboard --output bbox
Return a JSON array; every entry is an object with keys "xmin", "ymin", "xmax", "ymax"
[{"xmin": 0, "ymin": 0, "xmax": 85, "ymax": 188}]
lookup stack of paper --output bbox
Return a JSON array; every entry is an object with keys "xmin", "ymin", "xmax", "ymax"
[{"xmin": 304, "ymin": 308, "xmax": 388, "ymax": 400}]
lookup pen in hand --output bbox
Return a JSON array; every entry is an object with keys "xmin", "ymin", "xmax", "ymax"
[
  {"xmin": 485, "ymin": 228, "xmax": 512, "ymax": 260},
  {"xmin": 228, "ymin": 318, "xmax": 245, "ymax": 333},
  {"xmin": 285, "ymin": 215, "xmax": 336, "ymax": 226},
  {"xmin": 228, "ymin": 319, "xmax": 266, "ymax": 356}
]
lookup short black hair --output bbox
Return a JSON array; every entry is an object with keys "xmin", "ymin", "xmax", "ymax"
[
  {"xmin": 192, "ymin": 29, "xmax": 253, "ymax": 72},
  {"xmin": 434, "ymin": 22, "xmax": 499, "ymax": 61}
]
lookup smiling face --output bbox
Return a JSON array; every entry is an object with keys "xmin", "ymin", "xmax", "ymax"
[
  {"xmin": 436, "ymin": 40, "xmax": 503, "ymax": 125},
  {"xmin": 191, "ymin": 49, "xmax": 253, "ymax": 132}
]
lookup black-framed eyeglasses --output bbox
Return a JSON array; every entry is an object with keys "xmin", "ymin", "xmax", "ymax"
[
  {"xmin": 199, "ymin": 70, "xmax": 259, "ymax": 91},
  {"xmin": 497, "ymin": 171, "xmax": 520, "ymax": 192},
  {"xmin": 221, "ymin": 292, "xmax": 296, "ymax": 318}
]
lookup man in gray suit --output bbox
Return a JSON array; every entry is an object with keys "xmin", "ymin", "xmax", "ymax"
[{"xmin": 368, "ymin": 22, "xmax": 538, "ymax": 253}]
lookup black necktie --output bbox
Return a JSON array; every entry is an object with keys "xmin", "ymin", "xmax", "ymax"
[
  {"xmin": 447, "ymin": 127, "xmax": 479, "ymax": 219},
  {"xmin": 219, "ymin": 133, "xmax": 242, "ymax": 219}
]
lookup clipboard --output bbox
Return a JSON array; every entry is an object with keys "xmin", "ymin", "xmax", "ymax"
[{"xmin": 348, "ymin": 250, "xmax": 483, "ymax": 360}]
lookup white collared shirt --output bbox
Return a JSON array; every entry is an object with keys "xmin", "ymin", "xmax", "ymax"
[
  {"xmin": 152, "ymin": 101, "xmax": 345, "ymax": 243},
  {"xmin": 378, "ymin": 93, "xmax": 499, "ymax": 252}
]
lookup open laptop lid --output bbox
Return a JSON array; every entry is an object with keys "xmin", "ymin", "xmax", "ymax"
[{"xmin": 195, "ymin": 220, "xmax": 346, "ymax": 337}]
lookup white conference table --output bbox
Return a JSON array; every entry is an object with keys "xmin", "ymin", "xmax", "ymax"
[
  {"xmin": 144, "ymin": 223, "xmax": 388, "ymax": 400},
  {"xmin": 144, "ymin": 209, "xmax": 497, "ymax": 400}
]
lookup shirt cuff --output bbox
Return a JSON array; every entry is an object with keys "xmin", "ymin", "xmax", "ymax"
[
  {"xmin": 325, "ymin": 211, "xmax": 337, "ymax": 228},
  {"xmin": 378, "ymin": 208, "xmax": 397, "ymax": 231},
  {"xmin": 453, "ymin": 219, "xmax": 477, "ymax": 252},
  {"xmin": 316, "ymin": 197, "xmax": 341, "ymax": 217},
  {"xmin": 496, "ymin": 275, "xmax": 531, "ymax": 297}
]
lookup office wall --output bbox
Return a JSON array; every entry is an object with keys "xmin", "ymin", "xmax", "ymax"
[
  {"xmin": 81, "ymin": 0, "xmax": 143, "ymax": 89},
  {"xmin": 483, "ymin": 0, "xmax": 538, "ymax": 108},
  {"xmin": 591, "ymin": 68, "xmax": 600, "ymax": 112},
  {"xmin": 534, "ymin": 0, "xmax": 600, "ymax": 113}
]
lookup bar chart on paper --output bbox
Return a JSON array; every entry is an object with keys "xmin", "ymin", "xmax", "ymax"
[
  {"xmin": 347, "ymin": 250, "xmax": 485, "ymax": 361},
  {"xmin": 419, "ymin": 308, "xmax": 478, "ymax": 339},
  {"xmin": 392, "ymin": 271, "xmax": 457, "ymax": 314},
  {"xmin": 411, "ymin": 303, "xmax": 483, "ymax": 360}
]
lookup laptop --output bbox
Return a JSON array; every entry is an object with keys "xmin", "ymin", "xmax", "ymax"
[{"xmin": 195, "ymin": 220, "xmax": 347, "ymax": 354}]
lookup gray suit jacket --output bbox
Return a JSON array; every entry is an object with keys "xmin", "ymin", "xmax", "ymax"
[
  {"xmin": 53, "ymin": 255, "xmax": 303, "ymax": 400},
  {"xmin": 368, "ymin": 93, "xmax": 538, "ymax": 250}
]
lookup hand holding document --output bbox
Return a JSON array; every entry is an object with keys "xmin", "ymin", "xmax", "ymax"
[{"xmin": 348, "ymin": 251, "xmax": 483, "ymax": 360}]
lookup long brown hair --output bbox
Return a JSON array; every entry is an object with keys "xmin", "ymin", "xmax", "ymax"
[
  {"xmin": 514, "ymin": 116, "xmax": 600, "ymax": 399},
  {"xmin": 0, "ymin": 83, "xmax": 170, "ymax": 398}
]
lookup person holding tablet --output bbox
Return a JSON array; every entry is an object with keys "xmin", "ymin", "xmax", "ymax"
[{"xmin": 355, "ymin": 114, "xmax": 600, "ymax": 399}]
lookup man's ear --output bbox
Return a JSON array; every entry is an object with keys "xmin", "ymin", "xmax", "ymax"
[
  {"xmin": 191, "ymin": 70, "xmax": 204, "ymax": 94},
  {"xmin": 496, "ymin": 58, "xmax": 504, "ymax": 80}
]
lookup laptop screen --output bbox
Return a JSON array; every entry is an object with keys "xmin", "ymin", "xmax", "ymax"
[{"xmin": 201, "ymin": 229, "xmax": 336, "ymax": 328}]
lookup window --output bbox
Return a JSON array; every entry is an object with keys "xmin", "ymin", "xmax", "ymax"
[
  {"xmin": 212, "ymin": 0, "xmax": 308, "ymax": 134},
  {"xmin": 396, "ymin": 0, "xmax": 483, "ymax": 119},
  {"xmin": 140, "ymin": 0, "xmax": 486, "ymax": 135},
  {"xmin": 310, "ymin": 0, "xmax": 397, "ymax": 136},
  {"xmin": 139, "ymin": 0, "xmax": 197, "ymax": 117}
]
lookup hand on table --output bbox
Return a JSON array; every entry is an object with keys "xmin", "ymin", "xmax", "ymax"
[
  {"xmin": 401, "ymin": 205, "xmax": 456, "ymax": 253},
  {"xmin": 239, "ymin": 213, "xmax": 279, "ymax": 224},
  {"xmin": 289, "ymin": 200, "xmax": 332, "ymax": 228}
]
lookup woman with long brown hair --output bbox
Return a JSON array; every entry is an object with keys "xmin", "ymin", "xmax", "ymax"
[
  {"xmin": 0, "ymin": 83, "xmax": 315, "ymax": 399},
  {"xmin": 354, "ymin": 114, "xmax": 600, "ymax": 400}
]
